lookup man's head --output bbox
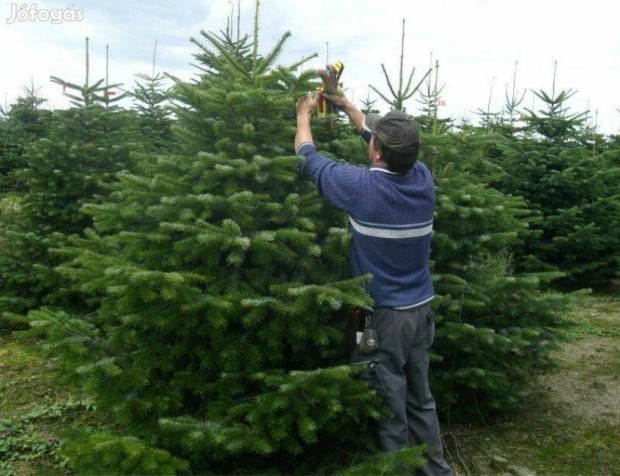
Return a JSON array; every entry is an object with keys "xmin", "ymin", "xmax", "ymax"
[{"xmin": 363, "ymin": 111, "xmax": 422, "ymax": 174}]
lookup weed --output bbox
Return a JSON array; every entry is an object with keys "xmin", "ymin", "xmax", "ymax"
[{"xmin": 0, "ymin": 398, "xmax": 92, "ymax": 475}]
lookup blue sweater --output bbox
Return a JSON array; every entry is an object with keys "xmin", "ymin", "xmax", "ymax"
[{"xmin": 297, "ymin": 135, "xmax": 435, "ymax": 309}]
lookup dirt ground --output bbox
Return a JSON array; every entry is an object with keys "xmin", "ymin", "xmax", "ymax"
[
  {"xmin": 444, "ymin": 294, "xmax": 619, "ymax": 476},
  {"xmin": 545, "ymin": 335, "xmax": 619, "ymax": 427}
]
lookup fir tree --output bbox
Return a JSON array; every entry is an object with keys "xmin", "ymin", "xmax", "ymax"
[
  {"xmin": 523, "ymin": 62, "xmax": 587, "ymax": 141},
  {"xmin": 474, "ymin": 76, "xmax": 503, "ymax": 132},
  {"xmin": 132, "ymin": 41, "xmax": 178, "ymax": 153},
  {"xmin": 0, "ymin": 42, "xmax": 139, "ymax": 329},
  {"xmin": 25, "ymin": 18, "xmax": 424, "ymax": 474},
  {"xmin": 0, "ymin": 83, "xmax": 51, "ymax": 193},
  {"xmin": 368, "ymin": 19, "xmax": 431, "ymax": 112},
  {"xmin": 503, "ymin": 61, "xmax": 526, "ymax": 128},
  {"xmin": 133, "ymin": 71, "xmax": 176, "ymax": 152},
  {"xmin": 493, "ymin": 63, "xmax": 620, "ymax": 287},
  {"xmin": 50, "ymin": 37, "xmax": 128, "ymax": 108},
  {"xmin": 359, "ymin": 90, "xmax": 380, "ymax": 116},
  {"xmin": 0, "ymin": 105, "xmax": 140, "ymax": 326},
  {"xmin": 425, "ymin": 133, "xmax": 568, "ymax": 418},
  {"xmin": 415, "ymin": 57, "xmax": 452, "ymax": 134}
]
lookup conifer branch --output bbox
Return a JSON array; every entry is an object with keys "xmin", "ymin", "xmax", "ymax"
[
  {"xmin": 368, "ymin": 84, "xmax": 394, "ymax": 105},
  {"xmin": 105, "ymin": 44, "xmax": 109, "ymax": 108},
  {"xmin": 256, "ymin": 31, "xmax": 291, "ymax": 75},
  {"xmin": 252, "ymin": 0, "xmax": 261, "ymax": 79},
  {"xmin": 152, "ymin": 40, "xmax": 158, "ymax": 77},
  {"xmin": 85, "ymin": 37, "xmax": 90, "ymax": 102},
  {"xmin": 404, "ymin": 67, "xmax": 432, "ymax": 100},
  {"xmin": 381, "ymin": 64, "xmax": 398, "ymax": 100},
  {"xmin": 295, "ymin": 68, "xmax": 319, "ymax": 84},
  {"xmin": 89, "ymin": 78, "xmax": 105, "ymax": 90},
  {"xmin": 399, "ymin": 19, "xmax": 405, "ymax": 99},
  {"xmin": 237, "ymin": 0, "xmax": 241, "ymax": 42},
  {"xmin": 192, "ymin": 32, "xmax": 251, "ymax": 80},
  {"xmin": 284, "ymin": 53, "xmax": 318, "ymax": 73},
  {"xmin": 504, "ymin": 61, "xmax": 526, "ymax": 123},
  {"xmin": 403, "ymin": 66, "xmax": 417, "ymax": 97}
]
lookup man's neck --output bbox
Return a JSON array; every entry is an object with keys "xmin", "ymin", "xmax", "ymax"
[{"xmin": 369, "ymin": 157, "xmax": 388, "ymax": 168}]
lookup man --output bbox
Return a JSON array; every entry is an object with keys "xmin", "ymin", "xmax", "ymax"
[{"xmin": 295, "ymin": 91, "xmax": 453, "ymax": 476}]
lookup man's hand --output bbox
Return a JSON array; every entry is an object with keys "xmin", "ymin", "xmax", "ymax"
[
  {"xmin": 296, "ymin": 91, "xmax": 319, "ymax": 118},
  {"xmin": 322, "ymin": 91, "xmax": 352, "ymax": 110}
]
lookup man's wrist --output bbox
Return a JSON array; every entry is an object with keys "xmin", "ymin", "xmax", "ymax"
[{"xmin": 295, "ymin": 111, "xmax": 314, "ymax": 151}]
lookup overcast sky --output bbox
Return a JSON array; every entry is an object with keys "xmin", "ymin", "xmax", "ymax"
[{"xmin": 1, "ymin": 0, "xmax": 618, "ymax": 134}]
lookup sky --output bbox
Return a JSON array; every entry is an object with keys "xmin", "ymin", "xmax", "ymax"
[{"xmin": 1, "ymin": 0, "xmax": 619, "ymax": 134}]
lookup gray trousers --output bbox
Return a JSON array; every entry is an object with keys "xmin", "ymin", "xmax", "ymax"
[{"xmin": 351, "ymin": 304, "xmax": 454, "ymax": 476}]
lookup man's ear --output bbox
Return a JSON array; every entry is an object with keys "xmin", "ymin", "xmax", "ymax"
[{"xmin": 370, "ymin": 142, "xmax": 382, "ymax": 161}]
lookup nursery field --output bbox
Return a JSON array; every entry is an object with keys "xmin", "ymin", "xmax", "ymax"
[{"xmin": 1, "ymin": 2, "xmax": 619, "ymax": 473}]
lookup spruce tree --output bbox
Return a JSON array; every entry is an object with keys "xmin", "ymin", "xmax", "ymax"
[
  {"xmin": 26, "ymin": 23, "xmax": 425, "ymax": 474},
  {"xmin": 368, "ymin": 19, "xmax": 431, "ymax": 112}
]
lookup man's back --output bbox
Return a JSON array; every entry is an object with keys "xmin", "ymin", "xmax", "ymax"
[
  {"xmin": 347, "ymin": 162, "xmax": 435, "ymax": 309},
  {"xmin": 297, "ymin": 143, "xmax": 435, "ymax": 308}
]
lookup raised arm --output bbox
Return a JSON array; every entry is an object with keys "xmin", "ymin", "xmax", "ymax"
[{"xmin": 295, "ymin": 92, "xmax": 319, "ymax": 151}]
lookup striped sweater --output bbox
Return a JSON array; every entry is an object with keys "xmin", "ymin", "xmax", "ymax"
[{"xmin": 296, "ymin": 133, "xmax": 435, "ymax": 309}]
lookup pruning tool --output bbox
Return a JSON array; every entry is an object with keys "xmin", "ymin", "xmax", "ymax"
[{"xmin": 316, "ymin": 60, "xmax": 344, "ymax": 117}]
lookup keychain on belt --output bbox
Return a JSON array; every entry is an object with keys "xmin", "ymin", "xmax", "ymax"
[{"xmin": 356, "ymin": 308, "xmax": 379, "ymax": 354}]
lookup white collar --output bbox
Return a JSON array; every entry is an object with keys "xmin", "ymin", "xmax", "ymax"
[{"xmin": 369, "ymin": 167, "xmax": 399, "ymax": 175}]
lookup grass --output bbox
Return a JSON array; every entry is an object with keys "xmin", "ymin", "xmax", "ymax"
[
  {"xmin": 0, "ymin": 338, "xmax": 93, "ymax": 475},
  {"xmin": 1, "ymin": 293, "xmax": 618, "ymax": 475},
  {"xmin": 444, "ymin": 397, "xmax": 618, "ymax": 475}
]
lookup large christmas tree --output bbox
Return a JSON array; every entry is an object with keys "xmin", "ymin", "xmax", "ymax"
[{"xmin": 27, "ymin": 25, "xmax": 428, "ymax": 474}]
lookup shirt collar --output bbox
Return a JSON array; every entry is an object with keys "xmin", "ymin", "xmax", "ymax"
[{"xmin": 369, "ymin": 167, "xmax": 399, "ymax": 175}]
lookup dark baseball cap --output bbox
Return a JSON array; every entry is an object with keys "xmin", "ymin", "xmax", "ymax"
[{"xmin": 363, "ymin": 111, "xmax": 421, "ymax": 150}]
